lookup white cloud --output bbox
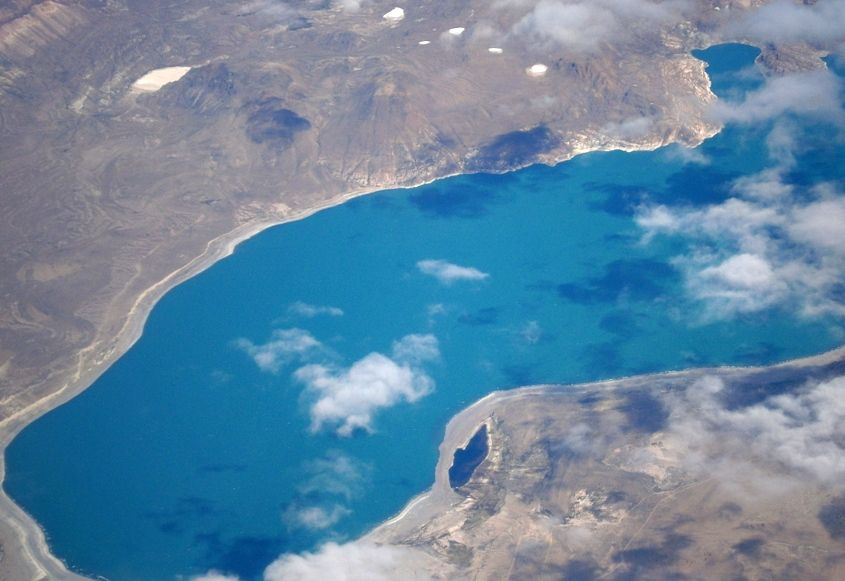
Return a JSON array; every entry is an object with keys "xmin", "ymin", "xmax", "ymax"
[
  {"xmin": 601, "ymin": 117, "xmax": 654, "ymax": 140},
  {"xmin": 235, "ymin": 328, "xmax": 323, "ymax": 373},
  {"xmin": 284, "ymin": 451, "xmax": 370, "ymax": 532},
  {"xmin": 336, "ymin": 0, "xmax": 368, "ymax": 11},
  {"xmin": 416, "ymin": 259, "xmax": 489, "ymax": 285},
  {"xmin": 236, "ymin": 0, "xmax": 296, "ymax": 19},
  {"xmin": 662, "ymin": 143, "xmax": 710, "ymax": 165},
  {"xmin": 725, "ymin": 0, "xmax": 845, "ymax": 50},
  {"xmin": 288, "ymin": 301, "xmax": 344, "ymax": 318},
  {"xmin": 698, "ymin": 253, "xmax": 777, "ymax": 290},
  {"xmin": 295, "ymin": 335, "xmax": 439, "ymax": 436},
  {"xmin": 710, "ymin": 70, "xmax": 844, "ymax": 125},
  {"xmin": 264, "ymin": 542, "xmax": 432, "ymax": 581},
  {"xmin": 510, "ymin": 0, "xmax": 689, "ymax": 52},
  {"xmin": 298, "ymin": 451, "xmax": 369, "ymax": 502},
  {"xmin": 691, "ymin": 253, "xmax": 787, "ymax": 314},
  {"xmin": 636, "ymin": 116, "xmax": 845, "ymax": 320},
  {"xmin": 665, "ymin": 374, "xmax": 845, "ymax": 488},
  {"xmin": 788, "ymin": 198, "xmax": 845, "ymax": 253},
  {"xmin": 191, "ymin": 572, "xmax": 240, "ymax": 581},
  {"xmin": 286, "ymin": 504, "xmax": 351, "ymax": 531},
  {"xmin": 391, "ymin": 333, "xmax": 440, "ymax": 364},
  {"xmin": 520, "ymin": 320, "xmax": 542, "ymax": 344}
]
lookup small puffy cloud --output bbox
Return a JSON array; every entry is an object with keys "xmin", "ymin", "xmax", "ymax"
[
  {"xmin": 519, "ymin": 320, "xmax": 542, "ymax": 344},
  {"xmin": 264, "ymin": 542, "xmax": 432, "ymax": 581},
  {"xmin": 662, "ymin": 143, "xmax": 710, "ymax": 165},
  {"xmin": 235, "ymin": 328, "xmax": 322, "ymax": 373},
  {"xmin": 391, "ymin": 333, "xmax": 440, "ymax": 364},
  {"xmin": 601, "ymin": 117, "xmax": 654, "ymax": 141},
  {"xmin": 417, "ymin": 259, "xmax": 489, "ymax": 285},
  {"xmin": 285, "ymin": 504, "xmax": 351, "ymax": 531},
  {"xmin": 191, "ymin": 572, "xmax": 240, "ymax": 581},
  {"xmin": 288, "ymin": 301, "xmax": 344, "ymax": 318},
  {"xmin": 236, "ymin": 0, "xmax": 296, "ymax": 19},
  {"xmin": 510, "ymin": 0, "xmax": 688, "ymax": 52},
  {"xmin": 698, "ymin": 253, "xmax": 777, "ymax": 290},
  {"xmin": 335, "ymin": 0, "xmax": 368, "ymax": 11},
  {"xmin": 731, "ymin": 167, "xmax": 794, "ymax": 201},
  {"xmin": 725, "ymin": 0, "xmax": 845, "ymax": 50},
  {"xmin": 711, "ymin": 70, "xmax": 844, "ymax": 125},
  {"xmin": 691, "ymin": 253, "xmax": 787, "ymax": 314},
  {"xmin": 298, "ymin": 451, "xmax": 369, "ymax": 501},
  {"xmin": 284, "ymin": 451, "xmax": 370, "ymax": 532},
  {"xmin": 295, "ymin": 335, "xmax": 439, "ymax": 436}
]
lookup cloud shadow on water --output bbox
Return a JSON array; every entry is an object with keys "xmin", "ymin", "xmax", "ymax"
[
  {"xmin": 458, "ymin": 307, "xmax": 500, "ymax": 326},
  {"xmin": 599, "ymin": 311, "xmax": 642, "ymax": 339},
  {"xmin": 409, "ymin": 184, "xmax": 499, "ymax": 219},
  {"xmin": 195, "ymin": 532, "xmax": 287, "ymax": 580},
  {"xmin": 580, "ymin": 341, "xmax": 625, "ymax": 376},
  {"xmin": 558, "ymin": 259, "xmax": 678, "ymax": 305}
]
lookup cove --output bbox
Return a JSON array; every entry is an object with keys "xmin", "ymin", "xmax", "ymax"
[{"xmin": 6, "ymin": 45, "xmax": 845, "ymax": 581}]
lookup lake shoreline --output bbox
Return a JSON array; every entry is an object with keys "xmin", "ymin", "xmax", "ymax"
[
  {"xmin": 368, "ymin": 343, "xmax": 845, "ymax": 542},
  {"xmin": 0, "ymin": 126, "xmax": 728, "ymax": 580}
]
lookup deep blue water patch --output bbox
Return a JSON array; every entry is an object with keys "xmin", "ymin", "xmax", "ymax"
[
  {"xmin": 448, "ymin": 425, "xmax": 489, "ymax": 488},
  {"xmin": 4, "ymin": 44, "xmax": 845, "ymax": 580}
]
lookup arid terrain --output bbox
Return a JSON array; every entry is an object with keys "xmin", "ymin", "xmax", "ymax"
[
  {"xmin": 0, "ymin": 0, "xmax": 839, "ymax": 578},
  {"xmin": 369, "ymin": 348, "xmax": 845, "ymax": 580}
]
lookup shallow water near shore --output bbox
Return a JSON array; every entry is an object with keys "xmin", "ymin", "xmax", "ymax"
[{"xmin": 6, "ymin": 45, "xmax": 845, "ymax": 580}]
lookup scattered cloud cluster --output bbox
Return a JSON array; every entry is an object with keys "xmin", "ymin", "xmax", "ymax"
[
  {"xmin": 288, "ymin": 301, "xmax": 344, "ymax": 318},
  {"xmin": 509, "ymin": 0, "xmax": 689, "ymax": 52},
  {"xmin": 296, "ymin": 334, "xmax": 439, "ymax": 436},
  {"xmin": 639, "ymin": 165, "xmax": 845, "ymax": 319},
  {"xmin": 416, "ymin": 259, "xmax": 489, "ymax": 285},
  {"xmin": 234, "ymin": 328, "xmax": 323, "ymax": 373},
  {"xmin": 725, "ymin": 0, "xmax": 845, "ymax": 53},
  {"xmin": 637, "ymin": 69, "xmax": 845, "ymax": 320},
  {"xmin": 664, "ymin": 374, "xmax": 845, "ymax": 492},
  {"xmin": 237, "ymin": 328, "xmax": 439, "ymax": 436}
]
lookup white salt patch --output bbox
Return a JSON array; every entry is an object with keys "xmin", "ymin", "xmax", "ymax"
[
  {"xmin": 418, "ymin": 40, "xmax": 431, "ymax": 45},
  {"xmin": 526, "ymin": 63, "xmax": 548, "ymax": 77},
  {"xmin": 383, "ymin": 7, "xmax": 404, "ymax": 21},
  {"xmin": 132, "ymin": 66, "xmax": 192, "ymax": 92},
  {"xmin": 488, "ymin": 47, "xmax": 503, "ymax": 54},
  {"xmin": 448, "ymin": 27, "xmax": 465, "ymax": 36}
]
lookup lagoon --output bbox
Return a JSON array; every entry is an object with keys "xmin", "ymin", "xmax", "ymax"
[{"xmin": 6, "ymin": 45, "xmax": 845, "ymax": 580}]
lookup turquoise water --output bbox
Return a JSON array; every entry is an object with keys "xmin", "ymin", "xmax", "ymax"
[{"xmin": 6, "ymin": 46, "xmax": 845, "ymax": 580}]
